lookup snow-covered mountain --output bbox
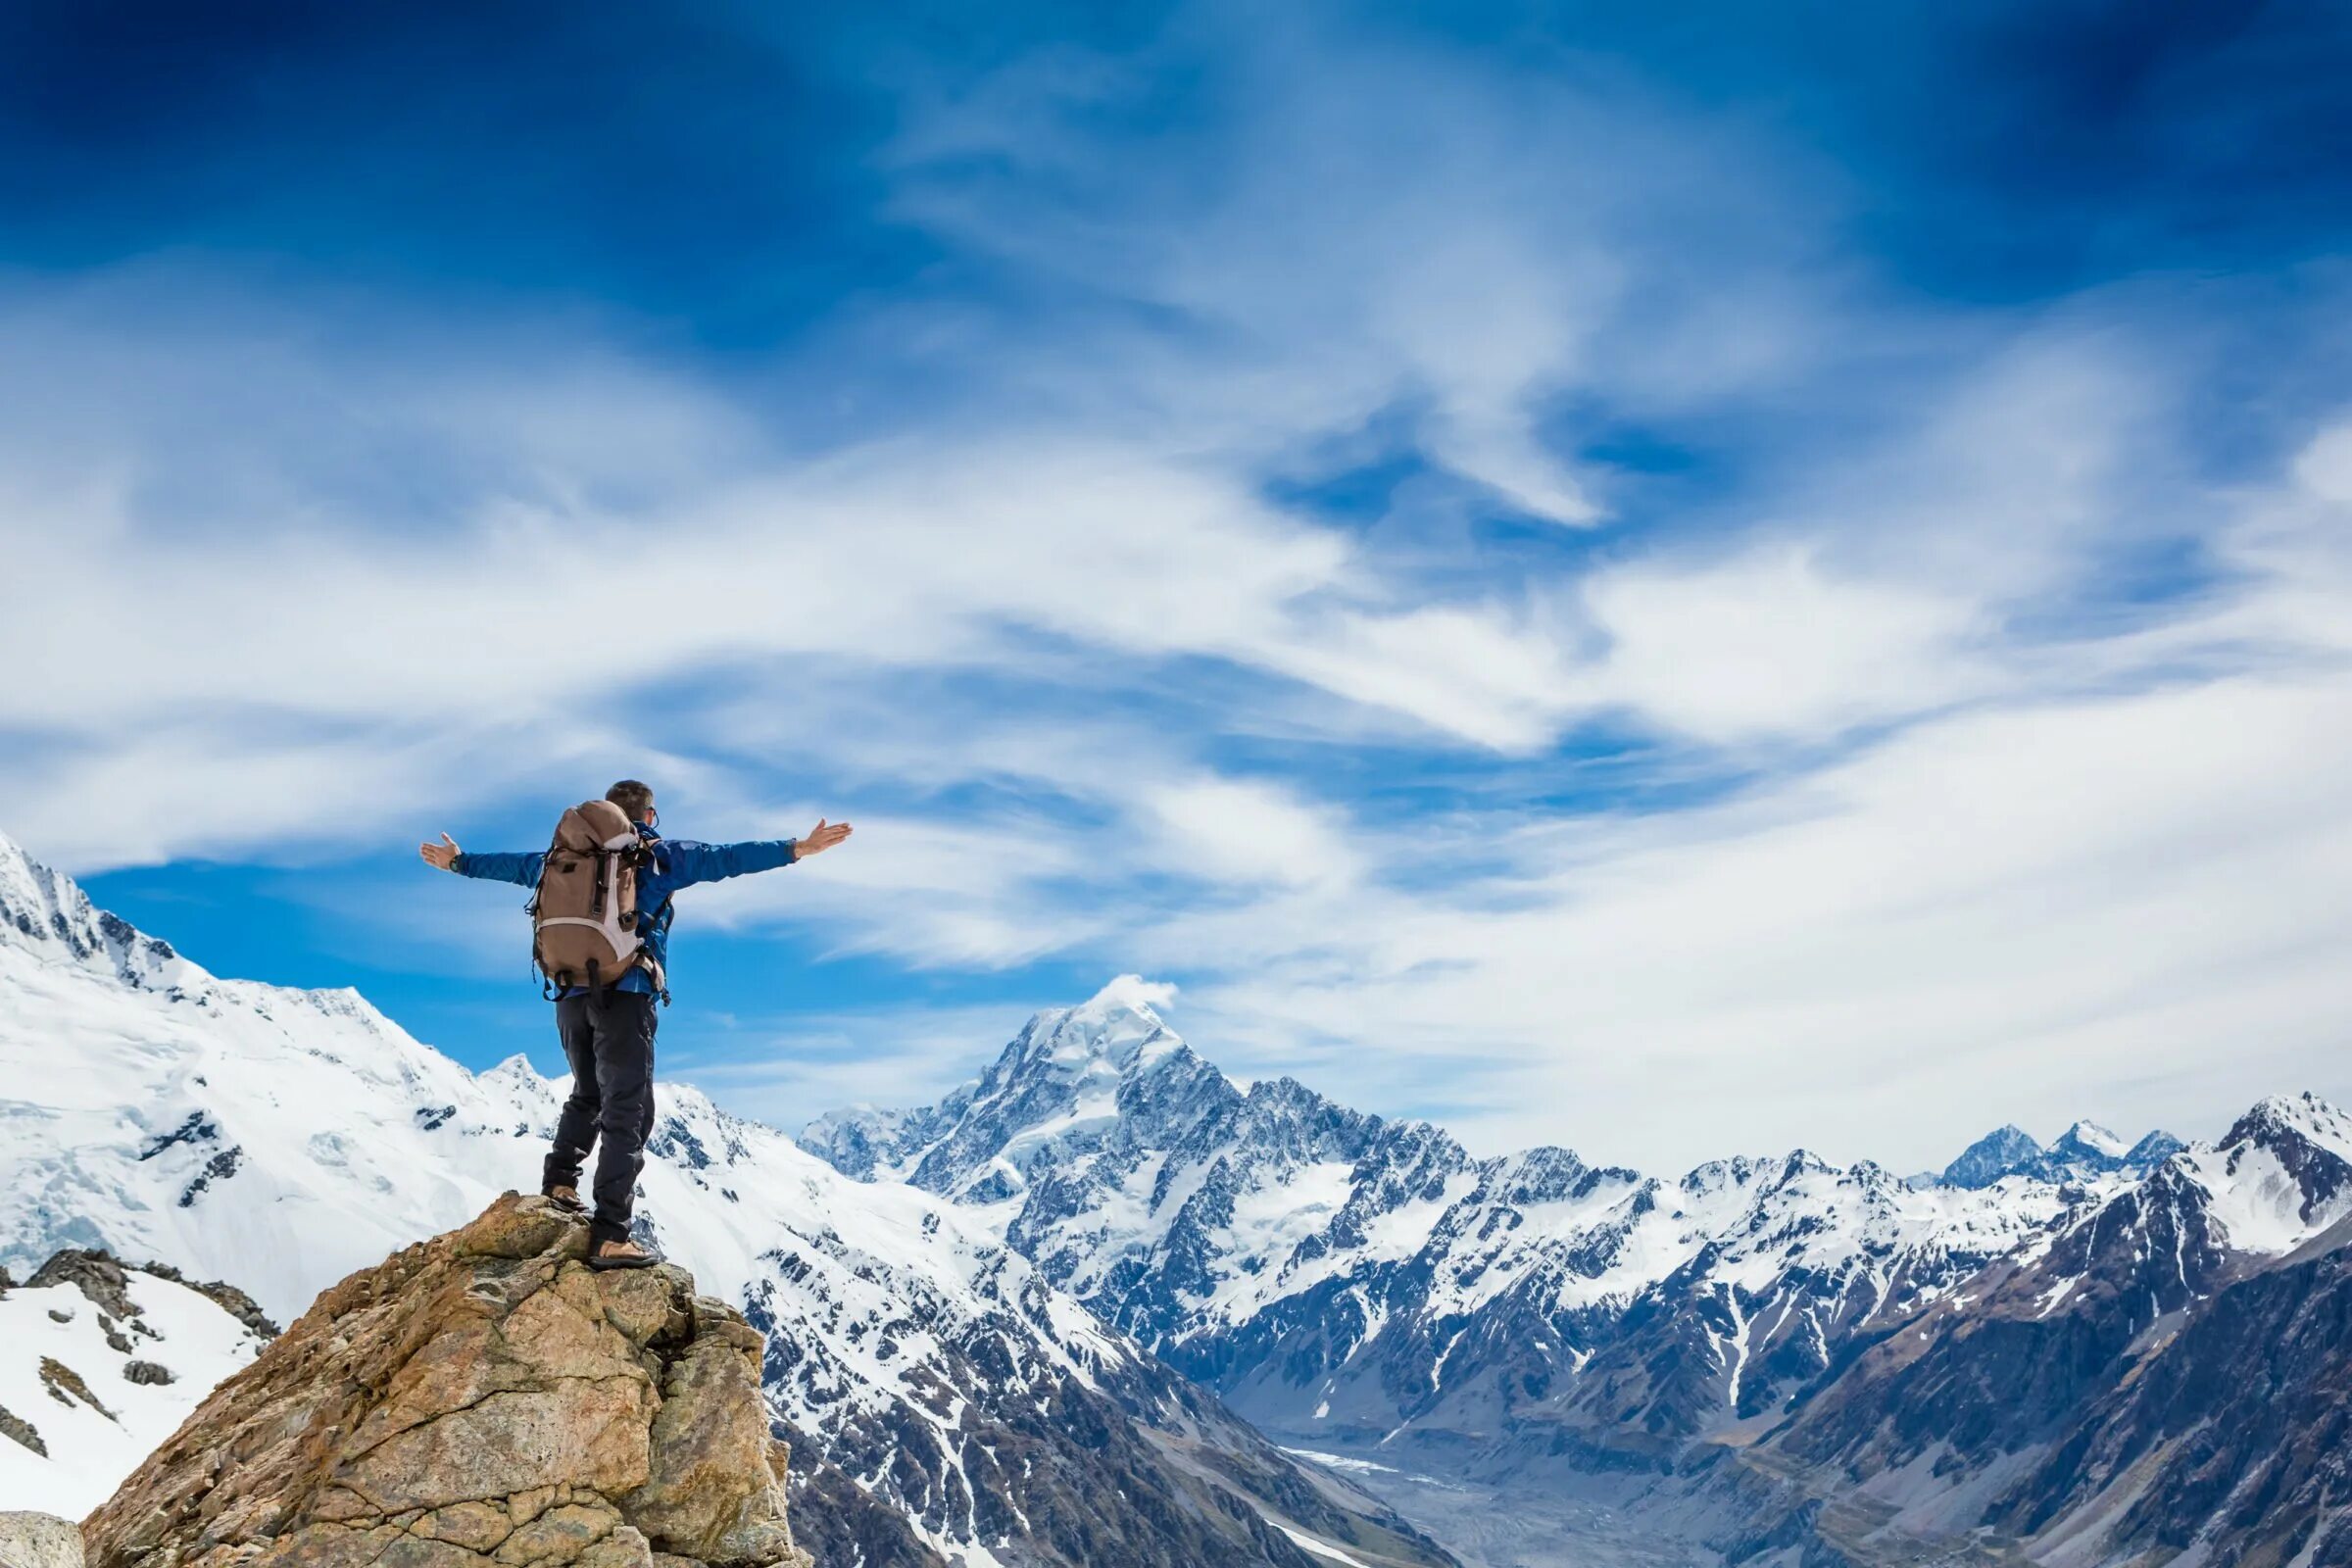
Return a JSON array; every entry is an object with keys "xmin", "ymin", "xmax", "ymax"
[
  {"xmin": 1726, "ymin": 1089, "xmax": 2352, "ymax": 1567},
  {"xmin": 813, "ymin": 982, "xmax": 2352, "ymax": 1560},
  {"xmin": 0, "ymin": 831, "xmax": 1450, "ymax": 1568},
  {"xmin": 807, "ymin": 980, "xmax": 2352, "ymax": 1566},
  {"xmin": 1938, "ymin": 1117, "xmax": 2184, "ymax": 1189},
  {"xmin": 804, "ymin": 980, "xmax": 2153, "ymax": 1457}
]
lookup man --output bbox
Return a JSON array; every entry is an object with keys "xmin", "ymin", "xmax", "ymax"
[{"xmin": 420, "ymin": 780, "xmax": 852, "ymax": 1269}]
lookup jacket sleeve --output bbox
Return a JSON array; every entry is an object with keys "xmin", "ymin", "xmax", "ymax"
[
  {"xmin": 452, "ymin": 850, "xmax": 545, "ymax": 887},
  {"xmin": 657, "ymin": 839, "xmax": 798, "ymax": 889}
]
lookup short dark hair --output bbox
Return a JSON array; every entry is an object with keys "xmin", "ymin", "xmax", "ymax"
[{"xmin": 606, "ymin": 779, "xmax": 656, "ymax": 821}]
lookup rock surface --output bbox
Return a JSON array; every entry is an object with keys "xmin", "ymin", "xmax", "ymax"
[
  {"xmin": 83, "ymin": 1194, "xmax": 810, "ymax": 1568},
  {"xmin": 0, "ymin": 1511, "xmax": 85, "ymax": 1568}
]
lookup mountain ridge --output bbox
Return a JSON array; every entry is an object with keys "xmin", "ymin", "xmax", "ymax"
[
  {"xmin": 806, "ymin": 978, "xmax": 2352, "ymax": 1567},
  {"xmin": 803, "ymin": 980, "xmax": 2191, "ymax": 1446}
]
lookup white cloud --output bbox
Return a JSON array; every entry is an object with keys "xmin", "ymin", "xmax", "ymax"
[
  {"xmin": 1136, "ymin": 777, "xmax": 1362, "ymax": 890},
  {"xmin": 1573, "ymin": 544, "xmax": 1988, "ymax": 742},
  {"xmin": 670, "ymin": 1000, "xmax": 1025, "ymax": 1126},
  {"xmin": 1166, "ymin": 665, "xmax": 2352, "ymax": 1173},
  {"xmin": 2292, "ymin": 421, "xmax": 2352, "ymax": 505},
  {"xmin": 684, "ymin": 809, "xmax": 1099, "ymax": 969},
  {"xmin": 1, "ymin": 718, "xmax": 631, "ymax": 870}
]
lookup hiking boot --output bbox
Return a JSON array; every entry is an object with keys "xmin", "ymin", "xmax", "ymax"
[
  {"xmin": 543, "ymin": 1186, "xmax": 586, "ymax": 1215},
  {"xmin": 588, "ymin": 1238, "xmax": 661, "ymax": 1272}
]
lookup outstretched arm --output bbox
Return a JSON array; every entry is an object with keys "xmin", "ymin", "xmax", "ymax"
[
  {"xmin": 661, "ymin": 819, "xmax": 853, "ymax": 889},
  {"xmin": 419, "ymin": 834, "xmax": 544, "ymax": 886}
]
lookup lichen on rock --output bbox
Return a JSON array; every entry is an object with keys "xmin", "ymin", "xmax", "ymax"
[
  {"xmin": 1, "ymin": 1510, "xmax": 86, "ymax": 1568},
  {"xmin": 82, "ymin": 1194, "xmax": 813, "ymax": 1568}
]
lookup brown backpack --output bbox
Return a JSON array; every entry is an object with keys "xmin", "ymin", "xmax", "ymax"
[{"xmin": 531, "ymin": 801, "xmax": 664, "ymax": 994}]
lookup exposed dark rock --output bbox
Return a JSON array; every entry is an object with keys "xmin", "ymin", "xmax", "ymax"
[
  {"xmin": 174, "ymin": 1144, "xmax": 244, "ymax": 1206},
  {"xmin": 135, "ymin": 1258, "xmax": 283, "ymax": 1338},
  {"xmin": 38, "ymin": 1356, "xmax": 114, "ymax": 1419},
  {"xmin": 28, "ymin": 1248, "xmax": 138, "ymax": 1319},
  {"xmin": 136, "ymin": 1112, "xmax": 219, "ymax": 1162},
  {"xmin": 0, "ymin": 1403, "xmax": 47, "ymax": 1456}
]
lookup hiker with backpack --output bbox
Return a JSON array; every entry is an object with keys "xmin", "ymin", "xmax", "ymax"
[{"xmin": 418, "ymin": 780, "xmax": 853, "ymax": 1270}]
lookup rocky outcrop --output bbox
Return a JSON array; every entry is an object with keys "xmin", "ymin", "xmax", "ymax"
[
  {"xmin": 22, "ymin": 1249, "xmax": 281, "ymax": 1345},
  {"xmin": 83, "ymin": 1194, "xmax": 811, "ymax": 1568},
  {"xmin": 0, "ymin": 1406, "xmax": 47, "ymax": 1456},
  {"xmin": 131, "ymin": 1262, "xmax": 283, "ymax": 1342},
  {"xmin": 0, "ymin": 1511, "xmax": 85, "ymax": 1568},
  {"xmin": 25, "ymin": 1253, "xmax": 141, "ymax": 1323}
]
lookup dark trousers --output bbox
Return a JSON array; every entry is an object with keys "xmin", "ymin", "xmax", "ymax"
[{"xmin": 545, "ymin": 991, "xmax": 658, "ymax": 1246}]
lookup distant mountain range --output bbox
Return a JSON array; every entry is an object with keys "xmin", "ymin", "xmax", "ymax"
[
  {"xmin": 806, "ymin": 977, "xmax": 2352, "ymax": 1567},
  {"xmin": 1935, "ymin": 1118, "xmax": 2184, "ymax": 1189}
]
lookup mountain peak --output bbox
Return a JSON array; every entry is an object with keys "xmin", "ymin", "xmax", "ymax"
[
  {"xmin": 986, "ymin": 975, "xmax": 1201, "ymax": 1102},
  {"xmin": 1939, "ymin": 1117, "xmax": 2185, "ymax": 1190},
  {"xmin": 0, "ymin": 829, "xmax": 208, "ymax": 991},
  {"xmin": 1075, "ymin": 971, "xmax": 1178, "ymax": 1023},
  {"xmin": 1022, "ymin": 973, "xmax": 1182, "ymax": 1068},
  {"xmin": 1940, "ymin": 1124, "xmax": 2046, "ymax": 1189},
  {"xmin": 2224, "ymin": 1092, "xmax": 2352, "ymax": 1158},
  {"xmin": 2053, "ymin": 1119, "xmax": 2129, "ymax": 1159},
  {"xmin": 479, "ymin": 1053, "xmax": 547, "ymax": 1091}
]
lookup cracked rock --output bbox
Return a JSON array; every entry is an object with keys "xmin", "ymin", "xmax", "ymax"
[{"xmin": 85, "ymin": 1193, "xmax": 813, "ymax": 1568}]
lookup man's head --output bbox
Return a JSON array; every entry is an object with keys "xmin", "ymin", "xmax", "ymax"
[{"xmin": 607, "ymin": 779, "xmax": 658, "ymax": 827}]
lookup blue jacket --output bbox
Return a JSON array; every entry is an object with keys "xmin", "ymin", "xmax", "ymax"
[{"xmin": 456, "ymin": 822, "xmax": 797, "ymax": 997}]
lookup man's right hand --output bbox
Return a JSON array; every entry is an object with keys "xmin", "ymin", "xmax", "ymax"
[{"xmin": 419, "ymin": 833, "xmax": 462, "ymax": 872}]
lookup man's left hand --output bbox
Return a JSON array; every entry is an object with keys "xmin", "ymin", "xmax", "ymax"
[{"xmin": 798, "ymin": 819, "xmax": 854, "ymax": 858}]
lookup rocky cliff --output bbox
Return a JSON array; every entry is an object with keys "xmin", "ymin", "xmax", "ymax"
[{"xmin": 83, "ymin": 1194, "xmax": 811, "ymax": 1568}]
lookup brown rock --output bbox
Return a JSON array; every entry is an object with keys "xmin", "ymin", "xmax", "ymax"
[
  {"xmin": 83, "ymin": 1194, "xmax": 813, "ymax": 1568},
  {"xmin": 622, "ymin": 1334, "xmax": 778, "ymax": 1562},
  {"xmin": 413, "ymin": 1503, "xmax": 512, "ymax": 1553}
]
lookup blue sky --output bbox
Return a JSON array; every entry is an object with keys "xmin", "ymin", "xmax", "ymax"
[{"xmin": 6, "ymin": 0, "xmax": 2352, "ymax": 1172}]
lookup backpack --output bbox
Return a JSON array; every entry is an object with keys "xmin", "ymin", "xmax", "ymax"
[{"xmin": 530, "ymin": 801, "xmax": 665, "ymax": 995}]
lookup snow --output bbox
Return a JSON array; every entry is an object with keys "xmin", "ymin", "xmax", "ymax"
[
  {"xmin": 1283, "ymin": 1448, "xmax": 1399, "ymax": 1476},
  {"xmin": 912, "ymin": 1523, "xmax": 1010, "ymax": 1568},
  {"xmin": 2180, "ymin": 1140, "xmax": 2349, "ymax": 1256},
  {"xmin": 1204, "ymin": 1161, "xmax": 1359, "ymax": 1314},
  {"xmin": 1276, "ymin": 1524, "xmax": 1378, "ymax": 1567},
  {"xmin": 995, "ymin": 1092, "xmax": 1122, "ymax": 1170},
  {"xmin": 2062, "ymin": 1120, "xmax": 2131, "ymax": 1159},
  {"xmin": 2036, "ymin": 1275, "xmax": 2082, "ymax": 1317},
  {"xmin": 0, "ymin": 1270, "xmax": 266, "ymax": 1514}
]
